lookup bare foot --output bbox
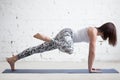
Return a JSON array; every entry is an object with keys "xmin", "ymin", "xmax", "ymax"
[
  {"xmin": 33, "ymin": 33, "xmax": 51, "ymax": 42},
  {"xmin": 33, "ymin": 33, "xmax": 42, "ymax": 39},
  {"xmin": 6, "ymin": 57, "xmax": 15, "ymax": 71}
]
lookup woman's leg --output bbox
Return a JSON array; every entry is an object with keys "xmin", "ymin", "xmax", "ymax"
[
  {"xmin": 54, "ymin": 28, "xmax": 74, "ymax": 54},
  {"xmin": 17, "ymin": 41, "xmax": 57, "ymax": 59},
  {"xmin": 6, "ymin": 40, "xmax": 57, "ymax": 71}
]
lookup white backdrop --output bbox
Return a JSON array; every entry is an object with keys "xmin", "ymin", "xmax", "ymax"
[{"xmin": 0, "ymin": 0, "xmax": 120, "ymax": 61}]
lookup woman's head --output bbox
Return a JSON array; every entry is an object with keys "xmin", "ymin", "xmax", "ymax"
[{"xmin": 97, "ymin": 22, "xmax": 117, "ymax": 46}]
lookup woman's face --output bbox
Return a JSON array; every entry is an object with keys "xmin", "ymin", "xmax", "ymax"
[{"xmin": 101, "ymin": 32, "xmax": 107, "ymax": 40}]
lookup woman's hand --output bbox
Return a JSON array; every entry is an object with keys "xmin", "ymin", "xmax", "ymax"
[{"xmin": 89, "ymin": 68, "xmax": 101, "ymax": 73}]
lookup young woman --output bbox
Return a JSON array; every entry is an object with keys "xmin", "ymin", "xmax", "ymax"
[{"xmin": 6, "ymin": 22, "xmax": 117, "ymax": 73}]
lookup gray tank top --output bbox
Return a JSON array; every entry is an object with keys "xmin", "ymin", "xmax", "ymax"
[{"xmin": 73, "ymin": 27, "xmax": 90, "ymax": 43}]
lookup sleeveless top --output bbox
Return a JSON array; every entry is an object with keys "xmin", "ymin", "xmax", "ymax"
[{"xmin": 72, "ymin": 27, "xmax": 90, "ymax": 43}]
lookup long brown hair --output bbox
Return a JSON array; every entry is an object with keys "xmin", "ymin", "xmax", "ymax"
[{"xmin": 97, "ymin": 22, "xmax": 117, "ymax": 46}]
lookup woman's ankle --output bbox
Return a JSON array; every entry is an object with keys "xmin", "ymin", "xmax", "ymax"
[
  {"xmin": 8, "ymin": 55, "xmax": 18, "ymax": 62},
  {"xmin": 12, "ymin": 55, "xmax": 18, "ymax": 62}
]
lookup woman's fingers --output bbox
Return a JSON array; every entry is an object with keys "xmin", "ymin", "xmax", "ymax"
[
  {"xmin": 90, "ymin": 70, "xmax": 102, "ymax": 73},
  {"xmin": 92, "ymin": 68, "xmax": 101, "ymax": 70},
  {"xmin": 90, "ymin": 68, "xmax": 102, "ymax": 73}
]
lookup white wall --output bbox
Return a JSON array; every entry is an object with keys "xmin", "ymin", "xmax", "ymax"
[{"xmin": 0, "ymin": 0, "xmax": 120, "ymax": 62}]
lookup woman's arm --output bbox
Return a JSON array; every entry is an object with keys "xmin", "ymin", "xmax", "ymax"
[
  {"xmin": 88, "ymin": 27, "xmax": 97, "ymax": 73},
  {"xmin": 88, "ymin": 41, "xmax": 96, "ymax": 72}
]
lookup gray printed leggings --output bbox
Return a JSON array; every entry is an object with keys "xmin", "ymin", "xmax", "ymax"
[{"xmin": 17, "ymin": 28, "xmax": 74, "ymax": 60}]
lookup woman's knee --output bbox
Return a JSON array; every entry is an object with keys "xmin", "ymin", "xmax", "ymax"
[{"xmin": 65, "ymin": 48, "xmax": 73, "ymax": 54}]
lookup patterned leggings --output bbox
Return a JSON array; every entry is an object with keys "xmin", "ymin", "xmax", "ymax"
[{"xmin": 17, "ymin": 28, "xmax": 74, "ymax": 60}]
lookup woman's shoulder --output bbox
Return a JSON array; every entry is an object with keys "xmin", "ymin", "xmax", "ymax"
[
  {"xmin": 87, "ymin": 27, "xmax": 97, "ymax": 33},
  {"xmin": 87, "ymin": 27, "xmax": 98, "ymax": 37}
]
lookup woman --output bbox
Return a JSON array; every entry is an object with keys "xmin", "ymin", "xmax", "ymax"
[{"xmin": 6, "ymin": 22, "xmax": 117, "ymax": 73}]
